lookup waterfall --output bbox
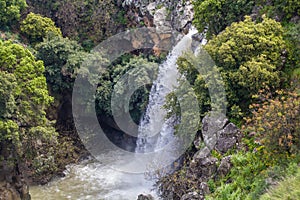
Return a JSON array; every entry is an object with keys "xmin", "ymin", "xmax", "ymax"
[{"xmin": 135, "ymin": 28, "xmax": 198, "ymax": 154}]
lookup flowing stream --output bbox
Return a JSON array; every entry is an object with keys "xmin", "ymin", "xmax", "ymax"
[{"xmin": 30, "ymin": 29, "xmax": 197, "ymax": 200}]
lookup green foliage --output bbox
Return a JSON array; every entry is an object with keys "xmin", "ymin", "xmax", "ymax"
[
  {"xmin": 165, "ymin": 48, "xmax": 228, "ymax": 139},
  {"xmin": 21, "ymin": 12, "xmax": 62, "ymax": 43},
  {"xmin": 284, "ymin": 22, "xmax": 300, "ymax": 80},
  {"xmin": 36, "ymin": 35, "xmax": 87, "ymax": 94},
  {"xmin": 0, "ymin": 40, "xmax": 58, "ymax": 176},
  {"xmin": 207, "ymin": 151, "xmax": 268, "ymax": 200},
  {"xmin": 0, "ymin": 0, "xmax": 27, "ymax": 27},
  {"xmin": 260, "ymin": 166, "xmax": 300, "ymax": 200},
  {"xmin": 173, "ymin": 17, "xmax": 286, "ymax": 122},
  {"xmin": 207, "ymin": 151, "xmax": 299, "ymax": 200},
  {"xmin": 193, "ymin": 0, "xmax": 299, "ymax": 38},
  {"xmin": 204, "ymin": 16, "xmax": 286, "ymax": 119},
  {"xmin": 96, "ymin": 56, "xmax": 157, "ymax": 123},
  {"xmin": 193, "ymin": 0, "xmax": 254, "ymax": 37},
  {"xmin": 260, "ymin": 0, "xmax": 300, "ymax": 21},
  {"xmin": 0, "ymin": 40, "xmax": 53, "ymax": 125},
  {"xmin": 50, "ymin": 0, "xmax": 120, "ymax": 44},
  {"xmin": 207, "ymin": 87, "xmax": 300, "ymax": 199},
  {"xmin": 0, "ymin": 71, "xmax": 17, "ymax": 119}
]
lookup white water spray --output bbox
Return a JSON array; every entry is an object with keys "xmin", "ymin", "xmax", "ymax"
[{"xmin": 136, "ymin": 28, "xmax": 198, "ymax": 154}]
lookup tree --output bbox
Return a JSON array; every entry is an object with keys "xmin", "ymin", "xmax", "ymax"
[
  {"xmin": 0, "ymin": 0, "xmax": 27, "ymax": 27},
  {"xmin": 36, "ymin": 35, "xmax": 88, "ymax": 94},
  {"xmin": 55, "ymin": 0, "xmax": 121, "ymax": 45},
  {"xmin": 20, "ymin": 12, "xmax": 62, "ymax": 43},
  {"xmin": 204, "ymin": 16, "xmax": 286, "ymax": 118},
  {"xmin": 96, "ymin": 56, "xmax": 157, "ymax": 123},
  {"xmin": 193, "ymin": 0, "xmax": 254, "ymax": 37},
  {"xmin": 0, "ymin": 40, "xmax": 58, "ymax": 178}
]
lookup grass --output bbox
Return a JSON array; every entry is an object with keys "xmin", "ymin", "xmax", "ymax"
[{"xmin": 260, "ymin": 167, "xmax": 300, "ymax": 200}]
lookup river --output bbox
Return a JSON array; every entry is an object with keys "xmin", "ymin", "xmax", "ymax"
[{"xmin": 30, "ymin": 151, "xmax": 158, "ymax": 200}]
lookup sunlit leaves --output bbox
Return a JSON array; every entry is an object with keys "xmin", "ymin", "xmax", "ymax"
[
  {"xmin": 204, "ymin": 16, "xmax": 286, "ymax": 118},
  {"xmin": 21, "ymin": 12, "xmax": 62, "ymax": 43},
  {"xmin": 0, "ymin": 0, "xmax": 26, "ymax": 27},
  {"xmin": 0, "ymin": 40, "xmax": 57, "ymax": 168}
]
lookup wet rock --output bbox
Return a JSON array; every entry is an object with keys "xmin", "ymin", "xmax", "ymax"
[
  {"xmin": 137, "ymin": 194, "xmax": 154, "ymax": 200},
  {"xmin": 0, "ymin": 169, "xmax": 31, "ymax": 200}
]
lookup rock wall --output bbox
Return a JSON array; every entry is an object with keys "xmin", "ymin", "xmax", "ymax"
[
  {"xmin": 122, "ymin": 0, "xmax": 195, "ymax": 33},
  {"xmin": 0, "ymin": 143, "xmax": 31, "ymax": 200},
  {"xmin": 157, "ymin": 112, "xmax": 242, "ymax": 199}
]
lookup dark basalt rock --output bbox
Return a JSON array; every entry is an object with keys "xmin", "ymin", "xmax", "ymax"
[
  {"xmin": 215, "ymin": 123, "xmax": 241, "ymax": 154},
  {"xmin": 137, "ymin": 194, "xmax": 154, "ymax": 200},
  {"xmin": 216, "ymin": 156, "xmax": 232, "ymax": 179},
  {"xmin": 179, "ymin": 112, "xmax": 242, "ymax": 198}
]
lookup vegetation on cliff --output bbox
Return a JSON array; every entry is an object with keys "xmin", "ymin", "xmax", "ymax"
[
  {"xmin": 0, "ymin": 0, "xmax": 299, "ymax": 199},
  {"xmin": 157, "ymin": 0, "xmax": 300, "ymax": 199}
]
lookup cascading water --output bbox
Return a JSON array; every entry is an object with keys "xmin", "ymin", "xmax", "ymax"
[
  {"xmin": 136, "ymin": 28, "xmax": 198, "ymax": 154},
  {"xmin": 29, "ymin": 29, "xmax": 199, "ymax": 200}
]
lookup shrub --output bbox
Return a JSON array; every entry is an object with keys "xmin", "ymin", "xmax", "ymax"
[
  {"xmin": 0, "ymin": 0, "xmax": 26, "ymax": 27},
  {"xmin": 244, "ymin": 89, "xmax": 300, "ymax": 161},
  {"xmin": 21, "ymin": 12, "xmax": 62, "ymax": 43}
]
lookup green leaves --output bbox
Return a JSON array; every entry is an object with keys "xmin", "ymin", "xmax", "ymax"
[
  {"xmin": 0, "ymin": 71, "xmax": 17, "ymax": 119},
  {"xmin": 204, "ymin": 16, "xmax": 286, "ymax": 118},
  {"xmin": 0, "ymin": 0, "xmax": 27, "ymax": 27},
  {"xmin": 21, "ymin": 12, "xmax": 62, "ymax": 44},
  {"xmin": 0, "ymin": 40, "xmax": 57, "ymax": 170},
  {"xmin": 96, "ymin": 56, "xmax": 156, "ymax": 123},
  {"xmin": 193, "ymin": 0, "xmax": 254, "ymax": 38},
  {"xmin": 36, "ymin": 35, "xmax": 87, "ymax": 93}
]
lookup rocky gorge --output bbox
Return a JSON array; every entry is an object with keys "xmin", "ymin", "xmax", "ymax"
[{"xmin": 1, "ymin": 0, "xmax": 299, "ymax": 199}]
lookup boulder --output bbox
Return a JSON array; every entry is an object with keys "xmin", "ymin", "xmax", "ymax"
[
  {"xmin": 200, "ymin": 182, "xmax": 210, "ymax": 195},
  {"xmin": 216, "ymin": 156, "xmax": 232, "ymax": 179},
  {"xmin": 193, "ymin": 146, "xmax": 211, "ymax": 161},
  {"xmin": 137, "ymin": 194, "xmax": 154, "ymax": 200},
  {"xmin": 181, "ymin": 191, "xmax": 204, "ymax": 200},
  {"xmin": 123, "ymin": 0, "xmax": 196, "ymax": 34},
  {"xmin": 202, "ymin": 112, "xmax": 228, "ymax": 150},
  {"xmin": 153, "ymin": 7, "xmax": 172, "ymax": 33},
  {"xmin": 215, "ymin": 123, "xmax": 241, "ymax": 154},
  {"xmin": 172, "ymin": 0, "xmax": 194, "ymax": 31}
]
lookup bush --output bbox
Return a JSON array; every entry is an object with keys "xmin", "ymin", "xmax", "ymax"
[
  {"xmin": 36, "ymin": 35, "xmax": 87, "ymax": 94},
  {"xmin": 244, "ymin": 89, "xmax": 300, "ymax": 161},
  {"xmin": 0, "ymin": 40, "xmax": 58, "ymax": 177},
  {"xmin": 21, "ymin": 12, "xmax": 62, "ymax": 43},
  {"xmin": 0, "ymin": 0, "xmax": 26, "ymax": 27},
  {"xmin": 204, "ymin": 16, "xmax": 286, "ymax": 119}
]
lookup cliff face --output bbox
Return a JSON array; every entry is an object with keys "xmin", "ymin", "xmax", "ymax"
[
  {"xmin": 157, "ymin": 113, "xmax": 242, "ymax": 199},
  {"xmin": 122, "ymin": 0, "xmax": 195, "ymax": 33},
  {"xmin": 0, "ymin": 143, "xmax": 30, "ymax": 200}
]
